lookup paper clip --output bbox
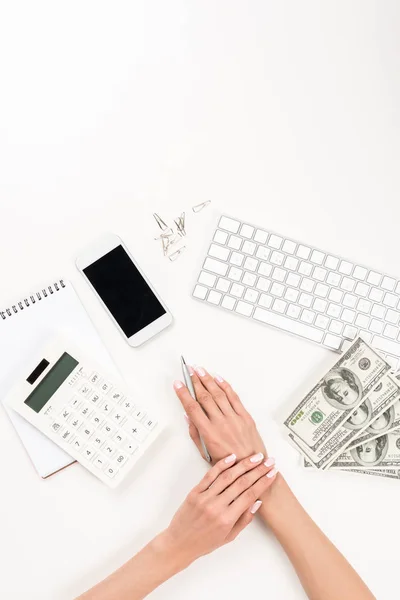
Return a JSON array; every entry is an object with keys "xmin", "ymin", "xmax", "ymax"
[
  {"xmin": 174, "ymin": 212, "xmax": 186, "ymax": 237},
  {"xmin": 192, "ymin": 200, "xmax": 211, "ymax": 213},
  {"xmin": 153, "ymin": 212, "xmax": 170, "ymax": 231},
  {"xmin": 169, "ymin": 246, "xmax": 186, "ymax": 261}
]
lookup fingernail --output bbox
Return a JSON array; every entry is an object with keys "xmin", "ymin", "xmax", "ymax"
[
  {"xmin": 250, "ymin": 452, "xmax": 264, "ymax": 463},
  {"xmin": 183, "ymin": 414, "xmax": 189, "ymax": 424},
  {"xmin": 250, "ymin": 500, "xmax": 262, "ymax": 514},
  {"xmin": 173, "ymin": 380, "xmax": 184, "ymax": 390},
  {"xmin": 214, "ymin": 373, "xmax": 224, "ymax": 383},
  {"xmin": 187, "ymin": 365, "xmax": 194, "ymax": 376},
  {"xmin": 195, "ymin": 366, "xmax": 206, "ymax": 377},
  {"xmin": 264, "ymin": 457, "xmax": 275, "ymax": 467},
  {"xmin": 266, "ymin": 468, "xmax": 278, "ymax": 479},
  {"xmin": 224, "ymin": 453, "xmax": 236, "ymax": 464}
]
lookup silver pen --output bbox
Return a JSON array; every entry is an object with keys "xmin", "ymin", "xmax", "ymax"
[{"xmin": 181, "ymin": 355, "xmax": 212, "ymax": 462}]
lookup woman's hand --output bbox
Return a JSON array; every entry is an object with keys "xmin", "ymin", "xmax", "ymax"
[
  {"xmin": 158, "ymin": 452, "xmax": 277, "ymax": 568},
  {"xmin": 174, "ymin": 366, "xmax": 267, "ymax": 463}
]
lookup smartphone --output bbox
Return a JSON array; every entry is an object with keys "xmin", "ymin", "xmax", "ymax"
[{"xmin": 76, "ymin": 234, "xmax": 173, "ymax": 347}]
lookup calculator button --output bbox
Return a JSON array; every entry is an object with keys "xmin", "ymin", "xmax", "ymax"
[
  {"xmin": 89, "ymin": 372, "xmax": 101, "ymax": 385},
  {"xmin": 102, "ymin": 422, "xmax": 116, "ymax": 437},
  {"xmin": 100, "ymin": 401, "xmax": 112, "ymax": 415},
  {"xmin": 82, "ymin": 447, "xmax": 96, "ymax": 461},
  {"xmin": 111, "ymin": 411, "xmax": 125, "ymax": 425},
  {"xmin": 70, "ymin": 416, "xmax": 82, "ymax": 429},
  {"xmin": 80, "ymin": 425, "xmax": 94, "ymax": 440},
  {"xmin": 88, "ymin": 392, "xmax": 102, "ymax": 407},
  {"xmin": 79, "ymin": 384, "xmax": 92, "ymax": 397},
  {"xmin": 123, "ymin": 438, "xmax": 138, "ymax": 454},
  {"xmin": 114, "ymin": 453, "xmax": 128, "ymax": 467},
  {"xmin": 69, "ymin": 396, "xmax": 82, "ymax": 410},
  {"xmin": 111, "ymin": 390, "xmax": 124, "ymax": 403},
  {"xmin": 121, "ymin": 399, "xmax": 135, "ymax": 413},
  {"xmin": 93, "ymin": 456, "xmax": 107, "ymax": 469},
  {"xmin": 123, "ymin": 420, "xmax": 148, "ymax": 442},
  {"xmin": 90, "ymin": 413, "xmax": 103, "ymax": 428},
  {"xmin": 143, "ymin": 417, "xmax": 157, "ymax": 431},
  {"xmin": 100, "ymin": 381, "xmax": 113, "ymax": 395},
  {"xmin": 72, "ymin": 437, "xmax": 85, "ymax": 451},
  {"xmin": 113, "ymin": 431, "xmax": 126, "ymax": 445},
  {"xmin": 132, "ymin": 409, "xmax": 146, "ymax": 422},
  {"xmin": 80, "ymin": 404, "xmax": 92, "ymax": 418},
  {"xmin": 93, "ymin": 434, "xmax": 105, "ymax": 448},
  {"xmin": 50, "ymin": 420, "xmax": 62, "ymax": 434},
  {"xmin": 60, "ymin": 408, "xmax": 72, "ymax": 421},
  {"xmin": 104, "ymin": 465, "xmax": 118, "ymax": 479},
  {"xmin": 60, "ymin": 428, "xmax": 74, "ymax": 443},
  {"xmin": 103, "ymin": 443, "xmax": 116, "ymax": 458}
]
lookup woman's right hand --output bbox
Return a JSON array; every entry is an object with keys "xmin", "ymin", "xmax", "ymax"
[{"xmin": 157, "ymin": 452, "xmax": 277, "ymax": 568}]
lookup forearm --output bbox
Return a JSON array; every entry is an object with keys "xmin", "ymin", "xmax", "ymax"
[
  {"xmin": 259, "ymin": 475, "xmax": 375, "ymax": 600},
  {"xmin": 76, "ymin": 532, "xmax": 187, "ymax": 600}
]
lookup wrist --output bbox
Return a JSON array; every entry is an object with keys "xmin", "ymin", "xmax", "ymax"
[
  {"xmin": 258, "ymin": 473, "xmax": 297, "ymax": 528},
  {"xmin": 150, "ymin": 529, "xmax": 192, "ymax": 576}
]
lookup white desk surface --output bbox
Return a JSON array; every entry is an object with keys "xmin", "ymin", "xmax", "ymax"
[{"xmin": 1, "ymin": 2, "xmax": 399, "ymax": 598}]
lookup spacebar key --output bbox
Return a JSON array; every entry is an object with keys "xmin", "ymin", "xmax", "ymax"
[
  {"xmin": 253, "ymin": 308, "xmax": 324, "ymax": 342},
  {"xmin": 371, "ymin": 336, "xmax": 400, "ymax": 358}
]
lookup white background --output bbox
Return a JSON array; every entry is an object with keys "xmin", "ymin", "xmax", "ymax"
[{"xmin": 0, "ymin": 1, "xmax": 399, "ymax": 598}]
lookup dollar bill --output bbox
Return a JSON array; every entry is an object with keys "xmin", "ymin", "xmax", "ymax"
[
  {"xmin": 347, "ymin": 468, "xmax": 400, "ymax": 480},
  {"xmin": 347, "ymin": 399, "xmax": 400, "ymax": 450},
  {"xmin": 329, "ymin": 432, "xmax": 400, "ymax": 470},
  {"xmin": 281, "ymin": 338, "xmax": 390, "ymax": 459}
]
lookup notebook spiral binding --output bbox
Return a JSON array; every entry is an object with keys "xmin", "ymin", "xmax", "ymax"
[{"xmin": 0, "ymin": 280, "xmax": 66, "ymax": 321}]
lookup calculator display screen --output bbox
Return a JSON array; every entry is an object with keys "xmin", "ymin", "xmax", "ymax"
[
  {"xmin": 24, "ymin": 353, "xmax": 79, "ymax": 413},
  {"xmin": 83, "ymin": 245, "xmax": 166, "ymax": 338}
]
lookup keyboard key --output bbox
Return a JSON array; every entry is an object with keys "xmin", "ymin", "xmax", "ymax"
[
  {"xmin": 315, "ymin": 314, "xmax": 330, "ymax": 329},
  {"xmin": 268, "ymin": 235, "xmax": 283, "ymax": 249},
  {"xmin": 256, "ymin": 278, "xmax": 271, "ymax": 292},
  {"xmin": 81, "ymin": 426, "xmax": 94, "ymax": 440},
  {"xmin": 359, "ymin": 331, "xmax": 373, "ymax": 344},
  {"xmin": 193, "ymin": 285, "xmax": 208, "ymax": 299},
  {"xmin": 372, "ymin": 336, "xmax": 400, "ymax": 357},
  {"xmin": 384, "ymin": 324, "xmax": 398, "ymax": 339},
  {"xmin": 369, "ymin": 287, "xmax": 384, "ymax": 302},
  {"xmin": 253, "ymin": 308, "xmax": 323, "ymax": 342},
  {"xmin": 257, "ymin": 262, "xmax": 272, "ymax": 277},
  {"xmin": 213, "ymin": 230, "xmax": 228, "ymax": 245},
  {"xmin": 228, "ymin": 267, "xmax": 243, "ymax": 281},
  {"xmin": 258, "ymin": 294, "xmax": 273, "ymax": 308},
  {"xmin": 343, "ymin": 325, "xmax": 358, "ymax": 340},
  {"xmin": 296, "ymin": 245, "xmax": 311, "ymax": 260},
  {"xmin": 326, "ymin": 272, "xmax": 341, "ymax": 287},
  {"xmin": 310, "ymin": 250, "xmax": 325, "ymax": 265},
  {"xmin": 385, "ymin": 310, "xmax": 399, "ymax": 325},
  {"xmin": 272, "ymin": 267, "xmax": 287, "ymax": 282},
  {"xmin": 325, "ymin": 255, "xmax": 339, "ymax": 270},
  {"xmin": 111, "ymin": 411, "xmax": 125, "ymax": 425},
  {"xmin": 355, "ymin": 314, "xmax": 370, "ymax": 328},
  {"xmin": 256, "ymin": 246, "xmax": 271, "ymax": 261},
  {"xmin": 235, "ymin": 301, "xmax": 254, "ymax": 317},
  {"xmin": 90, "ymin": 372, "xmax": 101, "ymax": 385},
  {"xmin": 340, "ymin": 277, "xmax": 355, "ymax": 292},
  {"xmin": 327, "ymin": 303, "xmax": 342, "ymax": 318},
  {"xmin": 339, "ymin": 261, "xmax": 353, "ymax": 275},
  {"xmin": 282, "ymin": 240, "xmax": 296, "ymax": 254},
  {"xmin": 287, "ymin": 273, "xmax": 301, "ymax": 288},
  {"xmin": 124, "ymin": 421, "xmax": 148, "ymax": 443},
  {"xmin": 299, "ymin": 293, "xmax": 313, "ymax": 308},
  {"xmin": 287, "ymin": 304, "xmax": 301, "ymax": 319},
  {"xmin": 123, "ymin": 438, "xmax": 139, "ymax": 454},
  {"xmin": 69, "ymin": 396, "xmax": 82, "ymax": 410},
  {"xmin": 207, "ymin": 290, "xmax": 222, "ymax": 305},
  {"xmin": 270, "ymin": 282, "xmax": 285, "ymax": 297},
  {"xmin": 370, "ymin": 319, "xmax": 384, "ymax": 334},
  {"xmin": 198, "ymin": 271, "xmax": 217, "ymax": 287},
  {"xmin": 209, "ymin": 244, "xmax": 230, "ymax": 261},
  {"xmin": 323, "ymin": 333, "xmax": 343, "ymax": 350},
  {"xmin": 115, "ymin": 452, "xmax": 129, "ymax": 467},
  {"xmin": 216, "ymin": 278, "xmax": 231, "ymax": 292},
  {"xmin": 100, "ymin": 381, "xmax": 113, "ymax": 395},
  {"xmin": 396, "ymin": 282, "xmax": 400, "ymax": 295},
  {"xmin": 90, "ymin": 413, "xmax": 103, "ymax": 428},
  {"xmin": 104, "ymin": 465, "xmax": 118, "ymax": 479},
  {"xmin": 329, "ymin": 320, "xmax": 343, "ymax": 335},
  {"xmin": 354, "ymin": 282, "xmax": 369, "ymax": 297},
  {"xmin": 342, "ymin": 293, "xmax": 357, "ymax": 308},
  {"xmin": 357, "ymin": 299, "xmax": 372, "ymax": 314},
  {"xmin": 242, "ymin": 241, "xmax": 256, "ymax": 255},
  {"xmin": 383, "ymin": 293, "xmax": 398, "ymax": 308},
  {"xmin": 298, "ymin": 262, "xmax": 312, "ymax": 276},
  {"xmin": 79, "ymin": 384, "xmax": 92, "ymax": 398},
  {"xmin": 313, "ymin": 267, "xmax": 327, "ymax": 282},
  {"xmin": 72, "ymin": 437, "xmax": 85, "ymax": 451},
  {"xmin": 284, "ymin": 256, "xmax": 299, "ymax": 271},
  {"xmin": 342, "ymin": 309, "xmax": 355, "ymax": 323},
  {"xmin": 371, "ymin": 304, "xmax": 386, "ymax": 319},
  {"xmin": 89, "ymin": 392, "xmax": 102, "ymax": 406},
  {"xmin": 300, "ymin": 278, "xmax": 315, "ymax": 293},
  {"xmin": 93, "ymin": 456, "xmax": 107, "ymax": 469},
  {"xmin": 70, "ymin": 416, "xmax": 82, "ymax": 429},
  {"xmin": 221, "ymin": 295, "xmax": 236, "ymax": 310},
  {"xmin": 229, "ymin": 252, "xmax": 244, "ymax": 266},
  {"xmin": 382, "ymin": 277, "xmax": 396, "ymax": 291},
  {"xmin": 93, "ymin": 433, "xmax": 106, "ymax": 448},
  {"xmin": 242, "ymin": 272, "xmax": 257, "ymax": 286},
  {"xmin": 353, "ymin": 266, "xmax": 367, "ymax": 280},
  {"xmin": 254, "ymin": 229, "xmax": 268, "ymax": 244},
  {"xmin": 244, "ymin": 257, "xmax": 258, "ymax": 271},
  {"xmin": 272, "ymin": 299, "xmax": 287, "ymax": 314},
  {"xmin": 60, "ymin": 428, "xmax": 74, "ymax": 443},
  {"xmin": 313, "ymin": 298, "xmax": 327, "ymax": 313},
  {"xmin": 301, "ymin": 309, "xmax": 316, "ymax": 324},
  {"xmin": 270, "ymin": 251, "xmax": 285, "ymax": 266},
  {"xmin": 240, "ymin": 224, "xmax": 254, "ymax": 238},
  {"xmin": 367, "ymin": 271, "xmax": 382, "ymax": 286},
  {"xmin": 80, "ymin": 404, "xmax": 92, "ymax": 418},
  {"xmin": 82, "ymin": 446, "xmax": 96, "ymax": 461},
  {"xmin": 219, "ymin": 216, "xmax": 240, "ymax": 233},
  {"xmin": 244, "ymin": 289, "xmax": 259, "ymax": 303},
  {"xmin": 122, "ymin": 399, "xmax": 134, "ymax": 413},
  {"xmin": 231, "ymin": 283, "xmax": 245, "ymax": 298},
  {"xmin": 328, "ymin": 289, "xmax": 343, "ymax": 303},
  {"xmin": 102, "ymin": 422, "xmax": 116, "ymax": 437},
  {"xmin": 228, "ymin": 235, "xmax": 242, "ymax": 250},
  {"xmin": 285, "ymin": 288, "xmax": 299, "ymax": 303},
  {"xmin": 204, "ymin": 258, "xmax": 228, "ymax": 276},
  {"xmin": 314, "ymin": 283, "xmax": 329, "ymax": 298},
  {"xmin": 143, "ymin": 417, "xmax": 157, "ymax": 430}
]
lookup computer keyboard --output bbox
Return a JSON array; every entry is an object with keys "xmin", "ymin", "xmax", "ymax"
[{"xmin": 192, "ymin": 215, "xmax": 400, "ymax": 370}]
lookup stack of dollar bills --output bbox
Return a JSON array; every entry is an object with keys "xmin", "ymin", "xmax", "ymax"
[{"xmin": 280, "ymin": 337, "xmax": 400, "ymax": 480}]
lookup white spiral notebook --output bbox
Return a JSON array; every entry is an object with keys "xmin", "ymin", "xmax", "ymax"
[{"xmin": 0, "ymin": 279, "xmax": 119, "ymax": 478}]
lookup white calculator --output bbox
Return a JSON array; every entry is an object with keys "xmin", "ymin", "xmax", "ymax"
[{"xmin": 5, "ymin": 338, "xmax": 162, "ymax": 488}]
